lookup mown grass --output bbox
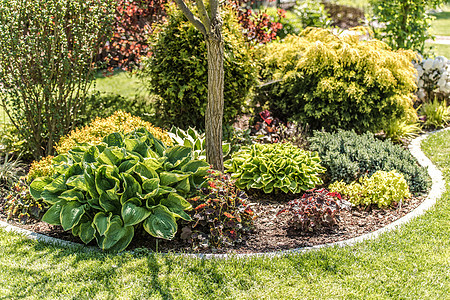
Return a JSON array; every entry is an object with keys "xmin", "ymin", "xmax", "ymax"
[
  {"xmin": 430, "ymin": 7, "xmax": 450, "ymax": 36},
  {"xmin": 92, "ymin": 70, "xmax": 148, "ymax": 99},
  {"xmin": 1, "ymin": 130, "xmax": 450, "ymax": 299}
]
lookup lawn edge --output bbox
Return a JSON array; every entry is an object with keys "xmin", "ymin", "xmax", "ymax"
[{"xmin": 0, "ymin": 128, "xmax": 447, "ymax": 259}]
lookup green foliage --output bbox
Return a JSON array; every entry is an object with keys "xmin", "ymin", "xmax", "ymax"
[
  {"xmin": 0, "ymin": 0, "xmax": 116, "ymax": 159},
  {"xmin": 140, "ymin": 6, "xmax": 257, "ymax": 129},
  {"xmin": 259, "ymin": 28, "xmax": 418, "ymax": 133},
  {"xmin": 0, "ymin": 154, "xmax": 25, "ymax": 187},
  {"xmin": 29, "ymin": 128, "xmax": 210, "ymax": 251},
  {"xmin": 329, "ymin": 170, "xmax": 411, "ymax": 207},
  {"xmin": 168, "ymin": 126, "xmax": 231, "ymax": 161},
  {"xmin": 181, "ymin": 170, "xmax": 254, "ymax": 250},
  {"xmin": 4, "ymin": 178, "xmax": 45, "ymax": 223},
  {"xmin": 420, "ymin": 98, "xmax": 450, "ymax": 128},
  {"xmin": 0, "ymin": 124, "xmax": 32, "ymax": 160},
  {"xmin": 384, "ymin": 119, "xmax": 422, "ymax": 144},
  {"xmin": 225, "ymin": 143, "xmax": 325, "ymax": 194},
  {"xmin": 277, "ymin": 188, "xmax": 349, "ymax": 232},
  {"xmin": 292, "ymin": 0, "xmax": 332, "ymax": 29},
  {"xmin": 308, "ymin": 130, "xmax": 431, "ymax": 194},
  {"xmin": 370, "ymin": 0, "xmax": 445, "ymax": 53}
]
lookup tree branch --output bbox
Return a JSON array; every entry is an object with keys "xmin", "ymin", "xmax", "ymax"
[
  {"xmin": 195, "ymin": 0, "xmax": 211, "ymax": 30},
  {"xmin": 210, "ymin": 0, "xmax": 218, "ymax": 20},
  {"xmin": 174, "ymin": 0, "xmax": 207, "ymax": 36}
]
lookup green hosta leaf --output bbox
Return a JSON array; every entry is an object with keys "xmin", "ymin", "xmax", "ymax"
[
  {"xmin": 65, "ymin": 163, "xmax": 83, "ymax": 178},
  {"xmin": 175, "ymin": 177, "xmax": 190, "ymax": 194},
  {"xmin": 164, "ymin": 146, "xmax": 192, "ymax": 168},
  {"xmin": 68, "ymin": 147, "xmax": 87, "ymax": 163},
  {"xmin": 160, "ymin": 193, "xmax": 192, "ymax": 221},
  {"xmin": 103, "ymin": 132, "xmax": 124, "ymax": 148},
  {"xmin": 98, "ymin": 147, "xmax": 126, "ymax": 166},
  {"xmin": 142, "ymin": 178, "xmax": 160, "ymax": 197},
  {"xmin": 65, "ymin": 175, "xmax": 87, "ymax": 191},
  {"xmin": 59, "ymin": 189, "xmax": 85, "ymax": 202},
  {"xmin": 119, "ymin": 158, "xmax": 139, "ymax": 173},
  {"xmin": 44, "ymin": 175, "xmax": 67, "ymax": 193},
  {"xmin": 79, "ymin": 221, "xmax": 96, "ymax": 244},
  {"xmin": 93, "ymin": 212, "xmax": 111, "ymax": 236},
  {"xmin": 95, "ymin": 165, "xmax": 120, "ymax": 195},
  {"xmin": 41, "ymin": 200, "xmax": 67, "ymax": 226},
  {"xmin": 135, "ymin": 162, "xmax": 158, "ymax": 180},
  {"xmin": 99, "ymin": 215, "xmax": 134, "ymax": 251},
  {"xmin": 85, "ymin": 165, "xmax": 99, "ymax": 199},
  {"xmin": 160, "ymin": 172, "xmax": 190, "ymax": 186},
  {"xmin": 87, "ymin": 197, "xmax": 102, "ymax": 211},
  {"xmin": 60, "ymin": 201, "xmax": 86, "ymax": 231},
  {"xmin": 143, "ymin": 205, "xmax": 177, "ymax": 240},
  {"xmin": 29, "ymin": 177, "xmax": 53, "ymax": 199},
  {"xmin": 121, "ymin": 173, "xmax": 142, "ymax": 204},
  {"xmin": 41, "ymin": 190, "xmax": 62, "ymax": 205},
  {"xmin": 53, "ymin": 154, "xmax": 71, "ymax": 164},
  {"xmin": 83, "ymin": 146, "xmax": 100, "ymax": 164},
  {"xmin": 222, "ymin": 143, "xmax": 231, "ymax": 157},
  {"xmin": 122, "ymin": 198, "xmax": 151, "ymax": 226},
  {"xmin": 99, "ymin": 193, "xmax": 121, "ymax": 213}
]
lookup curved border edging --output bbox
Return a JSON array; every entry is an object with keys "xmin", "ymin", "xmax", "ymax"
[{"xmin": 0, "ymin": 128, "xmax": 447, "ymax": 258}]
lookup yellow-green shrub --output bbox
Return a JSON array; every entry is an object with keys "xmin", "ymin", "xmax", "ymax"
[
  {"xmin": 258, "ymin": 27, "xmax": 418, "ymax": 133},
  {"xmin": 28, "ymin": 111, "xmax": 172, "ymax": 181},
  {"xmin": 329, "ymin": 170, "xmax": 411, "ymax": 208}
]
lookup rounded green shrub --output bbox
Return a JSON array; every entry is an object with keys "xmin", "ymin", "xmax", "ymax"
[
  {"xmin": 258, "ymin": 28, "xmax": 418, "ymax": 133},
  {"xmin": 308, "ymin": 130, "xmax": 430, "ymax": 194},
  {"xmin": 140, "ymin": 5, "xmax": 257, "ymax": 129},
  {"xmin": 225, "ymin": 143, "xmax": 325, "ymax": 194},
  {"xmin": 329, "ymin": 170, "xmax": 411, "ymax": 208}
]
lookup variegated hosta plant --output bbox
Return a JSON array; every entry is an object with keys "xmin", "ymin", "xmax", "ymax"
[
  {"xmin": 225, "ymin": 143, "xmax": 325, "ymax": 194},
  {"xmin": 29, "ymin": 128, "xmax": 210, "ymax": 252}
]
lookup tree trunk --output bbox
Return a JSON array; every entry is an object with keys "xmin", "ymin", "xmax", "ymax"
[{"xmin": 205, "ymin": 21, "xmax": 224, "ymax": 171}]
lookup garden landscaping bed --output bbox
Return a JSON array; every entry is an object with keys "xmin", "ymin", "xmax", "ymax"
[{"xmin": 0, "ymin": 191, "xmax": 426, "ymax": 254}]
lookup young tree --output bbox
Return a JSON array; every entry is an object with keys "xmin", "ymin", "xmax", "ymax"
[{"xmin": 174, "ymin": 0, "xmax": 225, "ymax": 171}]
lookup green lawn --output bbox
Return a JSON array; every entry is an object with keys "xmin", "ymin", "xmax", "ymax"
[
  {"xmin": 426, "ymin": 42, "xmax": 450, "ymax": 58},
  {"xmin": 1, "ymin": 130, "xmax": 450, "ymax": 299},
  {"xmin": 92, "ymin": 70, "xmax": 148, "ymax": 99},
  {"xmin": 430, "ymin": 6, "xmax": 450, "ymax": 36}
]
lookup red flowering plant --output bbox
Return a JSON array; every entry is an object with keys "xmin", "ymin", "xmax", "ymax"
[
  {"xmin": 277, "ymin": 188, "xmax": 351, "ymax": 232},
  {"xmin": 181, "ymin": 170, "xmax": 255, "ymax": 250}
]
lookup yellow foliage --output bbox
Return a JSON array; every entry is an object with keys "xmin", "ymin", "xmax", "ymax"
[{"xmin": 27, "ymin": 155, "xmax": 55, "ymax": 182}]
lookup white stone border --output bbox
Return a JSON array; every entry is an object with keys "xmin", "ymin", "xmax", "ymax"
[{"xmin": 0, "ymin": 128, "xmax": 447, "ymax": 258}]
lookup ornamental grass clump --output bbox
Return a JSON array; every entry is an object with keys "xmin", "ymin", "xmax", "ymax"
[
  {"xmin": 29, "ymin": 128, "xmax": 210, "ymax": 252},
  {"xmin": 225, "ymin": 143, "xmax": 325, "ymax": 194},
  {"xmin": 259, "ymin": 27, "xmax": 418, "ymax": 133},
  {"xmin": 329, "ymin": 170, "xmax": 411, "ymax": 208}
]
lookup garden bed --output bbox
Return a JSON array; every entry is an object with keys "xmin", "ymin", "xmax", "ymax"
[{"xmin": 0, "ymin": 191, "xmax": 426, "ymax": 254}]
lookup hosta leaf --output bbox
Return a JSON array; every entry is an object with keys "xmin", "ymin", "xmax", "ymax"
[
  {"xmin": 42, "ymin": 200, "xmax": 67, "ymax": 226},
  {"xmin": 175, "ymin": 177, "xmax": 190, "ymax": 194},
  {"xmin": 121, "ymin": 173, "xmax": 142, "ymax": 204},
  {"xmin": 119, "ymin": 158, "xmax": 139, "ymax": 173},
  {"xmin": 99, "ymin": 193, "xmax": 121, "ymax": 213},
  {"xmin": 103, "ymin": 132, "xmax": 124, "ymax": 148},
  {"xmin": 95, "ymin": 165, "xmax": 120, "ymax": 195},
  {"xmin": 29, "ymin": 177, "xmax": 53, "ymax": 199},
  {"xmin": 100, "ymin": 215, "xmax": 134, "ymax": 251},
  {"xmin": 84, "ymin": 165, "xmax": 99, "ymax": 199},
  {"xmin": 135, "ymin": 162, "xmax": 158, "ymax": 180},
  {"xmin": 68, "ymin": 147, "xmax": 87, "ymax": 163},
  {"xmin": 87, "ymin": 197, "xmax": 102, "ymax": 210},
  {"xmin": 181, "ymin": 160, "xmax": 209, "ymax": 174},
  {"xmin": 41, "ymin": 190, "xmax": 62, "ymax": 205},
  {"xmin": 60, "ymin": 201, "xmax": 86, "ymax": 231},
  {"xmin": 44, "ymin": 175, "xmax": 67, "ymax": 193},
  {"xmin": 142, "ymin": 178, "xmax": 160, "ymax": 197},
  {"xmin": 143, "ymin": 205, "xmax": 177, "ymax": 240},
  {"xmin": 52, "ymin": 154, "xmax": 71, "ymax": 164},
  {"xmin": 93, "ymin": 212, "xmax": 111, "ymax": 236},
  {"xmin": 98, "ymin": 147, "xmax": 125, "ymax": 166},
  {"xmin": 83, "ymin": 146, "xmax": 100, "ymax": 163},
  {"xmin": 122, "ymin": 198, "xmax": 151, "ymax": 226},
  {"xmin": 160, "ymin": 193, "xmax": 192, "ymax": 221},
  {"xmin": 65, "ymin": 163, "xmax": 83, "ymax": 178},
  {"xmin": 65, "ymin": 175, "xmax": 87, "ymax": 191},
  {"xmin": 160, "ymin": 172, "xmax": 190, "ymax": 186},
  {"xmin": 59, "ymin": 189, "xmax": 85, "ymax": 202},
  {"xmin": 164, "ymin": 146, "xmax": 192, "ymax": 168},
  {"xmin": 79, "ymin": 221, "xmax": 96, "ymax": 244}
]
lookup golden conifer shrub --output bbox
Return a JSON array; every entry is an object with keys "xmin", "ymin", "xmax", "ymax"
[{"xmin": 259, "ymin": 27, "xmax": 418, "ymax": 133}]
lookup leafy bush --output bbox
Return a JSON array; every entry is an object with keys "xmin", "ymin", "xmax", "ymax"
[
  {"xmin": 181, "ymin": 170, "xmax": 254, "ymax": 250},
  {"xmin": 4, "ymin": 178, "xmax": 45, "ymax": 223},
  {"xmin": 225, "ymin": 143, "xmax": 325, "ymax": 194},
  {"xmin": 140, "ymin": 5, "xmax": 257, "ymax": 129},
  {"xmin": 308, "ymin": 130, "xmax": 430, "ymax": 194},
  {"xmin": 27, "ymin": 156, "xmax": 55, "ymax": 183},
  {"xmin": 0, "ymin": 124, "xmax": 32, "ymax": 160},
  {"xmin": 0, "ymin": 0, "xmax": 115, "ymax": 159},
  {"xmin": 168, "ymin": 127, "xmax": 231, "ymax": 161},
  {"xmin": 259, "ymin": 28, "xmax": 418, "ymax": 133},
  {"xmin": 30, "ymin": 128, "xmax": 210, "ymax": 252},
  {"xmin": 292, "ymin": 0, "xmax": 332, "ymax": 29},
  {"xmin": 329, "ymin": 170, "xmax": 411, "ymax": 208},
  {"xmin": 383, "ymin": 119, "xmax": 422, "ymax": 144},
  {"xmin": 420, "ymin": 98, "xmax": 450, "ymax": 129},
  {"xmin": 277, "ymin": 188, "xmax": 350, "ymax": 232},
  {"xmin": 56, "ymin": 111, "xmax": 172, "ymax": 154}
]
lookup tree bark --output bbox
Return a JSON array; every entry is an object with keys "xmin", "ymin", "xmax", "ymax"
[{"xmin": 205, "ymin": 18, "xmax": 224, "ymax": 171}]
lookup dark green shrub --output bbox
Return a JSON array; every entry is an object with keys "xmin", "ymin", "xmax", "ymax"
[
  {"xmin": 181, "ymin": 170, "xmax": 254, "ymax": 250},
  {"xmin": 30, "ymin": 128, "xmax": 210, "ymax": 252},
  {"xmin": 0, "ymin": 0, "xmax": 115, "ymax": 159},
  {"xmin": 140, "ymin": 5, "xmax": 257, "ymax": 129},
  {"xmin": 258, "ymin": 28, "xmax": 418, "ymax": 133},
  {"xmin": 308, "ymin": 130, "xmax": 430, "ymax": 194},
  {"xmin": 225, "ymin": 143, "xmax": 325, "ymax": 194}
]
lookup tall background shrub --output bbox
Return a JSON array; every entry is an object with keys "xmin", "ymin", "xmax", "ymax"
[
  {"xmin": 140, "ymin": 6, "xmax": 257, "ymax": 130},
  {"xmin": 0, "ymin": 0, "xmax": 115, "ymax": 159}
]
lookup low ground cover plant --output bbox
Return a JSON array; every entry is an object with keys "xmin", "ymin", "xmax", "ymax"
[
  {"xmin": 181, "ymin": 170, "xmax": 254, "ymax": 250},
  {"xmin": 420, "ymin": 98, "xmax": 450, "ymax": 129},
  {"xmin": 277, "ymin": 188, "xmax": 349, "ymax": 232},
  {"xmin": 225, "ymin": 143, "xmax": 325, "ymax": 194},
  {"xmin": 329, "ymin": 170, "xmax": 411, "ymax": 208},
  {"xmin": 258, "ymin": 28, "xmax": 418, "ymax": 133},
  {"xmin": 29, "ymin": 128, "xmax": 210, "ymax": 251},
  {"xmin": 308, "ymin": 130, "xmax": 430, "ymax": 194}
]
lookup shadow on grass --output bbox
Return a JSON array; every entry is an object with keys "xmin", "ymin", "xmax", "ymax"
[{"xmin": 431, "ymin": 11, "xmax": 450, "ymax": 20}]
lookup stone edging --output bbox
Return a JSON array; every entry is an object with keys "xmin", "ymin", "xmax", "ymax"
[{"xmin": 0, "ymin": 128, "xmax": 447, "ymax": 258}]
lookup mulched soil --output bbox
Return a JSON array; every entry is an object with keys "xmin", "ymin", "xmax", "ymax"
[{"xmin": 0, "ymin": 190, "xmax": 426, "ymax": 254}]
